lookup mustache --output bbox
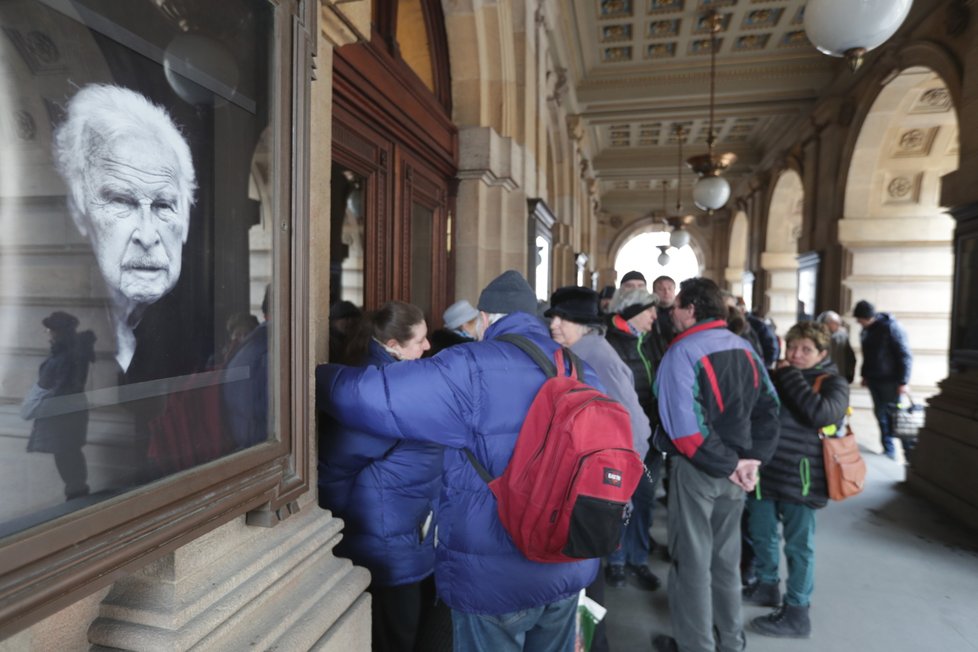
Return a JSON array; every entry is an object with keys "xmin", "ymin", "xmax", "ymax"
[{"xmin": 121, "ymin": 255, "xmax": 169, "ymax": 271}]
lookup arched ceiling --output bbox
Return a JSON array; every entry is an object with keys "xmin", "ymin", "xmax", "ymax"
[{"xmin": 555, "ymin": 0, "xmax": 843, "ymax": 218}]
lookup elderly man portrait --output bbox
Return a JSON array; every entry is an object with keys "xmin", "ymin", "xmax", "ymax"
[{"xmin": 53, "ymin": 83, "xmax": 197, "ymax": 378}]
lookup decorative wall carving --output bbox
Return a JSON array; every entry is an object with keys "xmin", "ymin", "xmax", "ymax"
[
  {"xmin": 893, "ymin": 127, "xmax": 938, "ymax": 158},
  {"xmin": 884, "ymin": 172, "xmax": 922, "ymax": 204},
  {"xmin": 912, "ymin": 88, "xmax": 953, "ymax": 113}
]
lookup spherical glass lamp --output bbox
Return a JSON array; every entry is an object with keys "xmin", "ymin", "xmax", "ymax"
[
  {"xmin": 804, "ymin": 0, "xmax": 913, "ymax": 71},
  {"xmin": 656, "ymin": 245, "xmax": 670, "ymax": 266},
  {"xmin": 669, "ymin": 227, "xmax": 690, "ymax": 249},
  {"xmin": 692, "ymin": 174, "xmax": 731, "ymax": 211}
]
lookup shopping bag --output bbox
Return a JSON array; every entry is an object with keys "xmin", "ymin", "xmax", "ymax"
[
  {"xmin": 575, "ymin": 589, "xmax": 607, "ymax": 652},
  {"xmin": 889, "ymin": 394, "xmax": 925, "ymax": 440}
]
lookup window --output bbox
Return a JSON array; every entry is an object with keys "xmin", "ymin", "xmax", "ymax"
[{"xmin": 0, "ymin": 0, "xmax": 313, "ymax": 635}]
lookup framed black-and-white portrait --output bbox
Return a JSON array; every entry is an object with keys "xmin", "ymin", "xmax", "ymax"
[{"xmin": 0, "ymin": 0, "xmax": 314, "ymax": 632}]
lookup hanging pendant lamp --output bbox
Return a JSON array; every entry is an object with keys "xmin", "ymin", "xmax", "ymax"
[
  {"xmin": 687, "ymin": 10, "xmax": 735, "ymax": 212},
  {"xmin": 804, "ymin": 0, "xmax": 913, "ymax": 72}
]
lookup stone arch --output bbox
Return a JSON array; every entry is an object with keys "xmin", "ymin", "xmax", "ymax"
[
  {"xmin": 442, "ymin": 0, "xmax": 519, "ymax": 135},
  {"xmin": 761, "ymin": 169, "xmax": 804, "ymax": 336},
  {"xmin": 840, "ymin": 65, "xmax": 958, "ymax": 390},
  {"xmin": 608, "ymin": 217, "xmax": 706, "ymax": 284},
  {"xmin": 724, "ymin": 211, "xmax": 749, "ymax": 297}
]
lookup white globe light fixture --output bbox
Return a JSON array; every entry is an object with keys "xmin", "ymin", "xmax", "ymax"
[
  {"xmin": 692, "ymin": 174, "xmax": 731, "ymax": 212},
  {"xmin": 686, "ymin": 10, "xmax": 736, "ymax": 214},
  {"xmin": 804, "ymin": 0, "xmax": 913, "ymax": 71},
  {"xmin": 669, "ymin": 226, "xmax": 690, "ymax": 250},
  {"xmin": 657, "ymin": 245, "xmax": 671, "ymax": 266}
]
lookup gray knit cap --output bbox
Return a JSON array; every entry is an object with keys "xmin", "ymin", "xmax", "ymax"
[{"xmin": 477, "ymin": 270, "xmax": 537, "ymax": 315}]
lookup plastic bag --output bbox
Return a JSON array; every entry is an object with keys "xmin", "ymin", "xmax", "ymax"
[{"xmin": 575, "ymin": 589, "xmax": 608, "ymax": 652}]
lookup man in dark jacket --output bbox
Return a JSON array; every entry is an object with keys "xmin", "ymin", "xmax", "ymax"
[
  {"xmin": 651, "ymin": 278, "xmax": 781, "ymax": 652},
  {"xmin": 652, "ymin": 275, "xmax": 678, "ymax": 345},
  {"xmin": 318, "ymin": 270, "xmax": 601, "ymax": 652},
  {"xmin": 853, "ymin": 300, "xmax": 913, "ymax": 459}
]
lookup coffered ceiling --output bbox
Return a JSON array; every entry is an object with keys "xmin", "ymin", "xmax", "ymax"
[{"xmin": 557, "ymin": 0, "xmax": 845, "ymax": 217}]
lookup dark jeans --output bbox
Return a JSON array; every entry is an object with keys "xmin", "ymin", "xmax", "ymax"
[
  {"xmin": 867, "ymin": 379, "xmax": 901, "ymax": 455},
  {"xmin": 747, "ymin": 498, "xmax": 816, "ymax": 606}
]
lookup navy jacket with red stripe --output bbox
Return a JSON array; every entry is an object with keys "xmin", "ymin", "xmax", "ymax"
[{"xmin": 653, "ymin": 319, "xmax": 781, "ymax": 478}]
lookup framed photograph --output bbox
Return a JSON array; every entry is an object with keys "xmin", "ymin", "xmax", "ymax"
[{"xmin": 0, "ymin": 0, "xmax": 313, "ymax": 634}]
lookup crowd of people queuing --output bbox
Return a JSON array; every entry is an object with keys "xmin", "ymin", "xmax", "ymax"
[{"xmin": 315, "ymin": 267, "xmax": 909, "ymax": 652}]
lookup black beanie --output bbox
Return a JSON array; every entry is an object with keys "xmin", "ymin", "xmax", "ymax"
[
  {"xmin": 853, "ymin": 300, "xmax": 875, "ymax": 319},
  {"xmin": 620, "ymin": 270, "xmax": 646, "ymax": 286},
  {"xmin": 478, "ymin": 270, "xmax": 537, "ymax": 315}
]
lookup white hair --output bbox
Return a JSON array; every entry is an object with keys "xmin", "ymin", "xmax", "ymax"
[
  {"xmin": 609, "ymin": 287, "xmax": 658, "ymax": 315},
  {"xmin": 817, "ymin": 310, "xmax": 841, "ymax": 325},
  {"xmin": 52, "ymin": 84, "xmax": 197, "ymax": 220}
]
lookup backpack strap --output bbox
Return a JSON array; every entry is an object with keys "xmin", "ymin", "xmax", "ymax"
[
  {"xmin": 465, "ymin": 333, "xmax": 584, "ymax": 483},
  {"xmin": 496, "ymin": 333, "xmax": 582, "ymax": 379}
]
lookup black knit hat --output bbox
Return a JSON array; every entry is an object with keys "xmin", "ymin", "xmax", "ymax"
[
  {"xmin": 42, "ymin": 311, "xmax": 79, "ymax": 333},
  {"xmin": 853, "ymin": 300, "xmax": 875, "ymax": 319},
  {"xmin": 545, "ymin": 286, "xmax": 604, "ymax": 325},
  {"xmin": 598, "ymin": 285, "xmax": 616, "ymax": 300},
  {"xmin": 620, "ymin": 270, "xmax": 646, "ymax": 286},
  {"xmin": 477, "ymin": 270, "xmax": 537, "ymax": 315}
]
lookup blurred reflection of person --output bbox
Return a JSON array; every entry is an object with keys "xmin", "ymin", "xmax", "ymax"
[
  {"xmin": 52, "ymin": 84, "xmax": 196, "ymax": 375},
  {"xmin": 22, "ymin": 312, "xmax": 96, "ymax": 500},
  {"xmin": 222, "ymin": 286, "xmax": 270, "ymax": 450}
]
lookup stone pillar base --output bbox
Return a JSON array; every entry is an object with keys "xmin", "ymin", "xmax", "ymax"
[
  {"xmin": 88, "ymin": 506, "xmax": 371, "ymax": 651},
  {"xmin": 906, "ymin": 370, "xmax": 978, "ymax": 533}
]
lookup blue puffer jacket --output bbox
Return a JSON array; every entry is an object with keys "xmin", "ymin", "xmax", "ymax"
[
  {"xmin": 317, "ymin": 312, "xmax": 601, "ymax": 615},
  {"xmin": 318, "ymin": 340, "xmax": 443, "ymax": 586}
]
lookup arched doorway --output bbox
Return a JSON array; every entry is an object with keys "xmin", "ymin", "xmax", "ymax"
[
  {"xmin": 611, "ymin": 222, "xmax": 703, "ymax": 287},
  {"xmin": 761, "ymin": 169, "xmax": 804, "ymax": 337},
  {"xmin": 725, "ymin": 211, "xmax": 750, "ymax": 305},
  {"xmin": 841, "ymin": 67, "xmax": 958, "ymax": 392}
]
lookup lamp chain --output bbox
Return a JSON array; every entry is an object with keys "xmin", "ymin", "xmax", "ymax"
[{"xmin": 706, "ymin": 10, "xmax": 720, "ymax": 155}]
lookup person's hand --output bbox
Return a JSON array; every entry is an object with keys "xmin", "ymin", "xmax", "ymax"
[
  {"xmin": 897, "ymin": 384, "xmax": 909, "ymax": 396},
  {"xmin": 729, "ymin": 459, "xmax": 761, "ymax": 491},
  {"xmin": 776, "ymin": 359, "xmax": 790, "ymax": 370}
]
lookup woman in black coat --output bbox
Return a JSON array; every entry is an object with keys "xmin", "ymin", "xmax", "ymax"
[
  {"xmin": 744, "ymin": 321, "xmax": 849, "ymax": 639},
  {"xmin": 24, "ymin": 311, "xmax": 96, "ymax": 500}
]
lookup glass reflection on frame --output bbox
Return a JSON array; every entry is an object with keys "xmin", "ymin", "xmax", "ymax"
[{"xmin": 0, "ymin": 0, "xmax": 274, "ymax": 537}]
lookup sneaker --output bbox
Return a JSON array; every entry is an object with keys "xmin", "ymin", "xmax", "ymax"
[
  {"xmin": 742, "ymin": 580, "xmax": 781, "ymax": 607},
  {"xmin": 605, "ymin": 564, "xmax": 626, "ymax": 588},
  {"xmin": 651, "ymin": 634, "xmax": 679, "ymax": 652},
  {"xmin": 750, "ymin": 604, "xmax": 811, "ymax": 638},
  {"xmin": 626, "ymin": 563, "xmax": 661, "ymax": 591}
]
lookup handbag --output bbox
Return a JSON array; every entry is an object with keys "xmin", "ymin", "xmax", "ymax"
[
  {"xmin": 19, "ymin": 382, "xmax": 53, "ymax": 420},
  {"xmin": 889, "ymin": 394, "xmax": 925, "ymax": 440},
  {"xmin": 812, "ymin": 374, "xmax": 866, "ymax": 501},
  {"xmin": 820, "ymin": 424, "xmax": 866, "ymax": 501}
]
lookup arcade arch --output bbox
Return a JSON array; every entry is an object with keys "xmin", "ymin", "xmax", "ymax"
[
  {"xmin": 841, "ymin": 67, "xmax": 957, "ymax": 390},
  {"xmin": 761, "ymin": 169, "xmax": 804, "ymax": 337},
  {"xmin": 611, "ymin": 221, "xmax": 704, "ymax": 287},
  {"xmin": 725, "ymin": 211, "xmax": 750, "ymax": 301}
]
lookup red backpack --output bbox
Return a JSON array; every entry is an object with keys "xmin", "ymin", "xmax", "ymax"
[{"xmin": 466, "ymin": 334, "xmax": 644, "ymax": 563}]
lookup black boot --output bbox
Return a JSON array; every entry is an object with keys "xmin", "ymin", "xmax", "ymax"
[
  {"xmin": 742, "ymin": 580, "xmax": 781, "ymax": 607},
  {"xmin": 750, "ymin": 604, "xmax": 811, "ymax": 638}
]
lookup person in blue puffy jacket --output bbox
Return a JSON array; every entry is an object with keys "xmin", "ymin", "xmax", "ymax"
[
  {"xmin": 318, "ymin": 270, "xmax": 602, "ymax": 652},
  {"xmin": 318, "ymin": 300, "xmax": 441, "ymax": 652}
]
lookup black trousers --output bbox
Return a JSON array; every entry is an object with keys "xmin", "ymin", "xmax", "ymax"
[{"xmin": 371, "ymin": 575, "xmax": 450, "ymax": 652}]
